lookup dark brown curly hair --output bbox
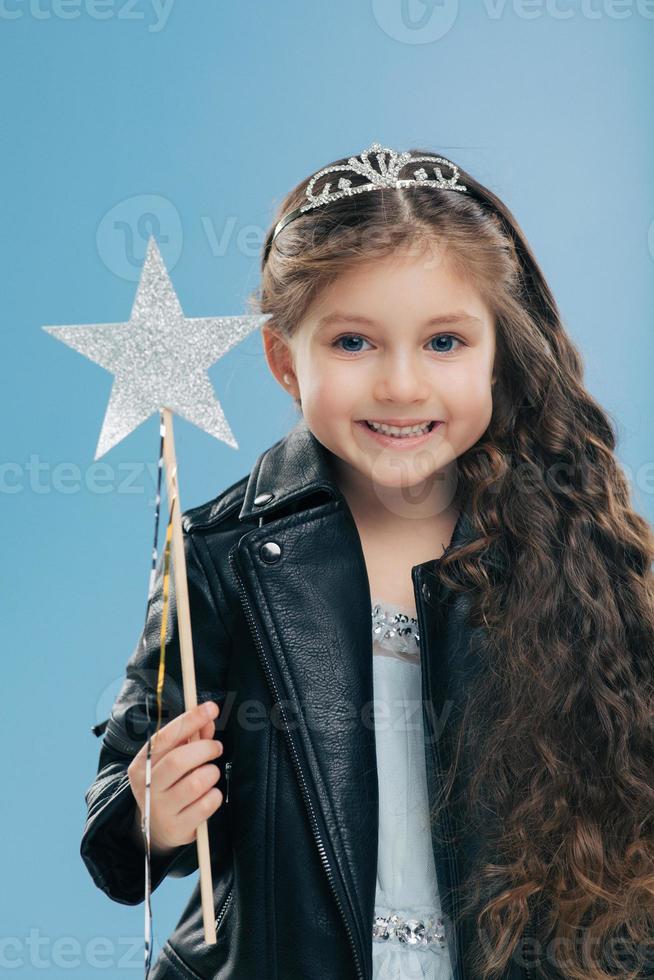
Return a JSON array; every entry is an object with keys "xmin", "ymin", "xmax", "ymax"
[{"xmin": 246, "ymin": 146, "xmax": 654, "ymax": 979}]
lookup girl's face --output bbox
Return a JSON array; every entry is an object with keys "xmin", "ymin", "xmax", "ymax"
[{"xmin": 263, "ymin": 242, "xmax": 497, "ymax": 520}]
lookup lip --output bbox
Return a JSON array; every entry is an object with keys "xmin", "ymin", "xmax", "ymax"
[{"xmin": 355, "ymin": 419, "xmax": 443, "ymax": 448}]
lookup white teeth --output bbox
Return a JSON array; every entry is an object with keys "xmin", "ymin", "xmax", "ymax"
[{"xmin": 366, "ymin": 420, "xmax": 433, "ymax": 437}]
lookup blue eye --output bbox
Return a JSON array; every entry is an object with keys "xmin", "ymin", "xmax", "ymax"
[
  {"xmin": 332, "ymin": 335, "xmax": 371, "ymax": 353},
  {"xmin": 331, "ymin": 333, "xmax": 463, "ymax": 355},
  {"xmin": 428, "ymin": 335, "xmax": 462, "ymax": 354}
]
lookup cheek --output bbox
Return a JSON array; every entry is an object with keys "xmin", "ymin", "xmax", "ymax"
[
  {"xmin": 447, "ymin": 359, "xmax": 493, "ymax": 403},
  {"xmin": 441, "ymin": 369, "xmax": 494, "ymax": 431},
  {"xmin": 302, "ymin": 362, "xmax": 356, "ymax": 410}
]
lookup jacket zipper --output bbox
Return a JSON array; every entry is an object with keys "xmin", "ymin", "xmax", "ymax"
[
  {"xmin": 224, "ymin": 760, "xmax": 232, "ymax": 804},
  {"xmin": 228, "ymin": 549, "xmax": 366, "ymax": 980},
  {"xmin": 414, "ymin": 574, "xmax": 468, "ymax": 980},
  {"xmin": 215, "ymin": 757, "xmax": 234, "ymax": 929},
  {"xmin": 215, "ymin": 886, "xmax": 234, "ymax": 930}
]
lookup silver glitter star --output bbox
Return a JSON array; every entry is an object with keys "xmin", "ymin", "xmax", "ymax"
[{"xmin": 43, "ymin": 235, "xmax": 270, "ymax": 459}]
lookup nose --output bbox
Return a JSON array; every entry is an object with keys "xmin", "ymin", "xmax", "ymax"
[{"xmin": 372, "ymin": 350, "xmax": 431, "ymax": 403}]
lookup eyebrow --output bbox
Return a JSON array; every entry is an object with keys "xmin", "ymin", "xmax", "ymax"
[{"xmin": 315, "ymin": 311, "xmax": 483, "ymax": 331}]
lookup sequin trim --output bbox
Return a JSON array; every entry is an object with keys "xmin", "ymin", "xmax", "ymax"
[
  {"xmin": 372, "ymin": 910, "xmax": 447, "ymax": 950},
  {"xmin": 371, "ymin": 602, "xmax": 420, "ymax": 654}
]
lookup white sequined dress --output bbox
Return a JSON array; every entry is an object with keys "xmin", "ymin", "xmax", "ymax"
[{"xmin": 370, "ymin": 599, "xmax": 454, "ymax": 980}]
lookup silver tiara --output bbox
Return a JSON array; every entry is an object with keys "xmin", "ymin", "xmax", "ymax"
[{"xmin": 266, "ymin": 141, "xmax": 468, "ymax": 257}]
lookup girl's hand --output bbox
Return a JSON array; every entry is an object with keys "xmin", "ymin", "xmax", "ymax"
[{"xmin": 127, "ymin": 701, "xmax": 223, "ymax": 855}]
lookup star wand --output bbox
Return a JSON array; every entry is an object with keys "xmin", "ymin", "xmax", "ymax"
[{"xmin": 43, "ymin": 235, "xmax": 269, "ymax": 954}]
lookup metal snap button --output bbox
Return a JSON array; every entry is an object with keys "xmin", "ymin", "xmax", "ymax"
[
  {"xmin": 259, "ymin": 541, "xmax": 282, "ymax": 563},
  {"xmin": 422, "ymin": 581, "xmax": 432, "ymax": 601},
  {"xmin": 254, "ymin": 492, "xmax": 274, "ymax": 506}
]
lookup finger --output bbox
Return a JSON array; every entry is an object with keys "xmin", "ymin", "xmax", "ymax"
[
  {"xmin": 199, "ymin": 718, "xmax": 215, "ymax": 740},
  {"xmin": 176, "ymin": 785, "xmax": 223, "ymax": 839},
  {"xmin": 139, "ymin": 701, "xmax": 219, "ymax": 764},
  {"xmin": 154, "ymin": 738, "xmax": 223, "ymax": 793},
  {"xmin": 169, "ymin": 762, "xmax": 221, "ymax": 813}
]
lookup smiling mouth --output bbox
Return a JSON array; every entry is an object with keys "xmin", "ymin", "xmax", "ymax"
[{"xmin": 356, "ymin": 419, "xmax": 441, "ymax": 439}]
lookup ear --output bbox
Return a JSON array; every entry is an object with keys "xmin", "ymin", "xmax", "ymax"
[{"xmin": 261, "ymin": 322, "xmax": 299, "ymax": 397}]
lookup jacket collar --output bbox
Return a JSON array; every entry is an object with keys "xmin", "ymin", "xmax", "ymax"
[
  {"xmin": 239, "ymin": 416, "xmax": 475, "ymax": 562},
  {"xmin": 239, "ymin": 417, "xmax": 343, "ymax": 523}
]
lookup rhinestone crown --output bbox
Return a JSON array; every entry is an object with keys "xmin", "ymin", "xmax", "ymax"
[{"xmin": 266, "ymin": 141, "xmax": 468, "ymax": 260}]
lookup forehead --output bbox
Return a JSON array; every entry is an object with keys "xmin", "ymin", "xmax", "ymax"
[{"xmin": 306, "ymin": 248, "xmax": 493, "ymax": 331}]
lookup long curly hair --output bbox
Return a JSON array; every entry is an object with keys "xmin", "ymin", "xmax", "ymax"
[{"xmin": 246, "ymin": 146, "xmax": 654, "ymax": 979}]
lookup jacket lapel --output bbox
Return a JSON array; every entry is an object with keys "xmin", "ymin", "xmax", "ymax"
[{"xmin": 235, "ymin": 419, "xmax": 377, "ymax": 974}]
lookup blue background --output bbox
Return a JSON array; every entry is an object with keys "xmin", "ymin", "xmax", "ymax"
[{"xmin": 2, "ymin": 0, "xmax": 652, "ymax": 973}]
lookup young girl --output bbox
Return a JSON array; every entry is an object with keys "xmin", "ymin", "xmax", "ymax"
[{"xmin": 81, "ymin": 142, "xmax": 654, "ymax": 980}]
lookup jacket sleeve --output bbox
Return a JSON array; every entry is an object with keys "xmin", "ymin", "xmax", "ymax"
[{"xmin": 80, "ymin": 521, "xmax": 232, "ymax": 906}]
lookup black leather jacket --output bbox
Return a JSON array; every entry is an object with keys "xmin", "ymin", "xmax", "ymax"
[{"xmin": 80, "ymin": 417, "xmax": 545, "ymax": 980}]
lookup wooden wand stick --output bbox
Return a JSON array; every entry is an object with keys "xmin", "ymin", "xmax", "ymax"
[{"xmin": 162, "ymin": 407, "xmax": 217, "ymax": 945}]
